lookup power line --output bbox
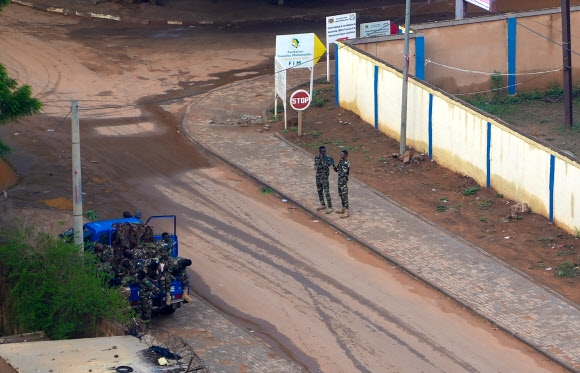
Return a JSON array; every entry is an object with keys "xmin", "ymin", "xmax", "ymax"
[{"xmin": 425, "ymin": 59, "xmax": 562, "ymax": 76}]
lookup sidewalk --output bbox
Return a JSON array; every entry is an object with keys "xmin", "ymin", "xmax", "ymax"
[{"xmin": 182, "ymin": 66, "xmax": 580, "ymax": 371}]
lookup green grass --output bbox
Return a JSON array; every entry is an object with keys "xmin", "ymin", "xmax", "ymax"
[
  {"xmin": 85, "ymin": 210, "xmax": 99, "ymax": 221},
  {"xmin": 478, "ymin": 199, "xmax": 494, "ymax": 210},
  {"xmin": 332, "ymin": 139, "xmax": 346, "ymax": 146},
  {"xmin": 555, "ymin": 261, "xmax": 578, "ymax": 277},
  {"xmin": 378, "ymin": 157, "xmax": 386, "ymax": 162},
  {"xmin": 312, "ymin": 97, "xmax": 329, "ymax": 107},
  {"xmin": 311, "ymin": 131, "xmax": 323, "ymax": 137},
  {"xmin": 436, "ymin": 205, "xmax": 447, "ymax": 212},
  {"xmin": 260, "ymin": 187, "xmax": 273, "ymax": 194},
  {"xmin": 530, "ymin": 261, "xmax": 546, "ymax": 270},
  {"xmin": 462, "ymin": 185, "xmax": 480, "ymax": 196}
]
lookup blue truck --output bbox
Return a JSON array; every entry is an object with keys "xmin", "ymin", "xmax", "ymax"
[{"xmin": 61, "ymin": 215, "xmax": 187, "ymax": 314}]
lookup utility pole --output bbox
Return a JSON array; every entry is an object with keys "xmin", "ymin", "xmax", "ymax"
[
  {"xmin": 561, "ymin": 0, "xmax": 573, "ymax": 129},
  {"xmin": 400, "ymin": 0, "xmax": 411, "ymax": 154},
  {"xmin": 71, "ymin": 100, "xmax": 83, "ymax": 249},
  {"xmin": 455, "ymin": 0, "xmax": 467, "ymax": 20}
]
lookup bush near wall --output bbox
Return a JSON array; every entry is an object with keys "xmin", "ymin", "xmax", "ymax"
[{"xmin": 0, "ymin": 224, "xmax": 133, "ymax": 339}]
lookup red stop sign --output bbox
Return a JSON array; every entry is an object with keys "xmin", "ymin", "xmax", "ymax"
[{"xmin": 290, "ymin": 89, "xmax": 311, "ymax": 111}]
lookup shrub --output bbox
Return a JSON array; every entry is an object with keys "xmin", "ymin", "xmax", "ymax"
[
  {"xmin": 0, "ymin": 226, "xmax": 132, "ymax": 339},
  {"xmin": 462, "ymin": 185, "xmax": 480, "ymax": 196}
]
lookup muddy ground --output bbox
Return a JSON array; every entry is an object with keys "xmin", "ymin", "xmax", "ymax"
[
  {"xmin": 278, "ymin": 80, "xmax": 580, "ymax": 306},
  {"xmin": 1, "ymin": 0, "xmax": 580, "ymax": 336}
]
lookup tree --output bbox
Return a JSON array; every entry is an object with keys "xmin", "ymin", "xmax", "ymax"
[
  {"xmin": 0, "ymin": 63, "xmax": 43, "ymax": 157},
  {"xmin": 0, "ymin": 0, "xmax": 43, "ymax": 156},
  {"xmin": 0, "ymin": 65, "xmax": 42, "ymax": 125}
]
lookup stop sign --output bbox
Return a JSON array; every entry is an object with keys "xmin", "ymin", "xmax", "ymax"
[{"xmin": 290, "ymin": 89, "xmax": 311, "ymax": 111}]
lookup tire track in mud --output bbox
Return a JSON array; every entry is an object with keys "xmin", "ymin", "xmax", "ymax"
[{"xmin": 154, "ymin": 174, "xmax": 479, "ymax": 373}]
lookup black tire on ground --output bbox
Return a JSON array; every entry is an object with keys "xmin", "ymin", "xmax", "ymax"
[{"xmin": 160, "ymin": 306, "xmax": 176, "ymax": 315}]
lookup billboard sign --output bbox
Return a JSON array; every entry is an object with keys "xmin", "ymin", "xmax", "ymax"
[
  {"xmin": 466, "ymin": 0, "xmax": 492, "ymax": 11},
  {"xmin": 275, "ymin": 33, "xmax": 326, "ymax": 69},
  {"xmin": 326, "ymin": 12, "xmax": 357, "ymax": 45},
  {"xmin": 360, "ymin": 20, "xmax": 391, "ymax": 38},
  {"xmin": 274, "ymin": 58, "xmax": 286, "ymax": 101}
]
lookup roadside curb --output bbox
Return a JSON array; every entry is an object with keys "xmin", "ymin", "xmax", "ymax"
[{"xmin": 180, "ymin": 100, "xmax": 578, "ymax": 372}]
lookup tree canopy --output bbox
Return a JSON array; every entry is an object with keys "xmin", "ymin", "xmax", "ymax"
[
  {"xmin": 1, "ymin": 0, "xmax": 43, "ymax": 156},
  {"xmin": 0, "ymin": 65, "xmax": 42, "ymax": 125}
]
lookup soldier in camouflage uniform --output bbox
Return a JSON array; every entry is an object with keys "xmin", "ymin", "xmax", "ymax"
[
  {"xmin": 333, "ymin": 150, "xmax": 351, "ymax": 218},
  {"xmin": 164, "ymin": 257, "xmax": 192, "ymax": 303},
  {"xmin": 314, "ymin": 146, "xmax": 334, "ymax": 214},
  {"xmin": 93, "ymin": 243, "xmax": 116, "ymax": 286},
  {"xmin": 137, "ymin": 269, "xmax": 159, "ymax": 324},
  {"xmin": 115, "ymin": 249, "xmax": 138, "ymax": 286}
]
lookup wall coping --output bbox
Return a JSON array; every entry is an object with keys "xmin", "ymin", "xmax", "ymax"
[{"xmin": 413, "ymin": 5, "xmax": 580, "ymax": 31}]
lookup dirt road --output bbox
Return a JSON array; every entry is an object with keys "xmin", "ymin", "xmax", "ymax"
[{"xmin": 0, "ymin": 4, "xmax": 570, "ymax": 372}]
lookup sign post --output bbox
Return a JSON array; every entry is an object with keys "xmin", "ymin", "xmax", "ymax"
[
  {"xmin": 290, "ymin": 89, "xmax": 311, "ymax": 137},
  {"xmin": 325, "ymin": 13, "xmax": 357, "ymax": 79},
  {"xmin": 274, "ymin": 58, "xmax": 288, "ymax": 129},
  {"xmin": 275, "ymin": 33, "xmax": 325, "ymax": 128}
]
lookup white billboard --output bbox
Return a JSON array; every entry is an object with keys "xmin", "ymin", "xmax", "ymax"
[
  {"xmin": 326, "ymin": 12, "xmax": 357, "ymax": 45},
  {"xmin": 276, "ymin": 33, "xmax": 318, "ymax": 69},
  {"xmin": 360, "ymin": 20, "xmax": 391, "ymax": 38},
  {"xmin": 466, "ymin": 0, "xmax": 492, "ymax": 11}
]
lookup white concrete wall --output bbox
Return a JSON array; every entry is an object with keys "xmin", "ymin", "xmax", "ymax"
[{"xmin": 336, "ymin": 41, "xmax": 580, "ymax": 235}]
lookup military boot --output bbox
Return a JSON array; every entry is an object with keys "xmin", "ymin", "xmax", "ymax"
[
  {"xmin": 165, "ymin": 291, "xmax": 172, "ymax": 306},
  {"xmin": 335, "ymin": 206, "xmax": 345, "ymax": 214},
  {"xmin": 182, "ymin": 292, "xmax": 192, "ymax": 303},
  {"xmin": 316, "ymin": 205, "xmax": 326, "ymax": 211},
  {"xmin": 340, "ymin": 208, "xmax": 349, "ymax": 218}
]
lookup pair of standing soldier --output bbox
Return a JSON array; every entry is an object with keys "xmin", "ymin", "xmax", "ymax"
[{"xmin": 314, "ymin": 145, "xmax": 350, "ymax": 218}]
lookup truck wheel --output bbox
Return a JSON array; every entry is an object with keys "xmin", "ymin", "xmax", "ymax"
[{"xmin": 160, "ymin": 306, "xmax": 176, "ymax": 315}]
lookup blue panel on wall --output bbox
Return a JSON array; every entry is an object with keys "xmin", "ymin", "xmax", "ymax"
[
  {"xmin": 549, "ymin": 154, "xmax": 555, "ymax": 222},
  {"xmin": 428, "ymin": 93, "xmax": 433, "ymax": 158},
  {"xmin": 507, "ymin": 17, "xmax": 517, "ymax": 95},
  {"xmin": 415, "ymin": 35, "xmax": 425, "ymax": 80},
  {"xmin": 374, "ymin": 65, "xmax": 379, "ymax": 130}
]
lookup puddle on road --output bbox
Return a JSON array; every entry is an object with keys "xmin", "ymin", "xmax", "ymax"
[
  {"xmin": 0, "ymin": 158, "xmax": 19, "ymax": 190},
  {"xmin": 41, "ymin": 197, "xmax": 73, "ymax": 210}
]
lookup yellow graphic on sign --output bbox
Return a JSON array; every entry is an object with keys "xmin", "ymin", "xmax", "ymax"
[{"xmin": 313, "ymin": 34, "xmax": 326, "ymax": 66}]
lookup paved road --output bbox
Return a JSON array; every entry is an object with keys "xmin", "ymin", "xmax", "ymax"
[{"xmin": 181, "ymin": 66, "xmax": 580, "ymax": 372}]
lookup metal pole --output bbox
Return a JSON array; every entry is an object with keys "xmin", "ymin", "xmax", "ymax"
[
  {"xmin": 561, "ymin": 0, "xmax": 573, "ymax": 129},
  {"xmin": 455, "ymin": 0, "xmax": 467, "ymax": 20},
  {"xmin": 71, "ymin": 100, "xmax": 83, "ymax": 249},
  {"xmin": 400, "ymin": 0, "xmax": 411, "ymax": 155}
]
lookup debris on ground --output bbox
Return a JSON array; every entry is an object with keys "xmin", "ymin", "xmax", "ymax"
[
  {"xmin": 508, "ymin": 202, "xmax": 530, "ymax": 220},
  {"xmin": 232, "ymin": 114, "xmax": 263, "ymax": 127}
]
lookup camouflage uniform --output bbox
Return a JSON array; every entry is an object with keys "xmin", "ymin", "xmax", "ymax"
[
  {"xmin": 154, "ymin": 239, "xmax": 174, "ymax": 258},
  {"xmin": 166, "ymin": 257, "xmax": 190, "ymax": 291},
  {"xmin": 96, "ymin": 245, "xmax": 115, "ymax": 278},
  {"xmin": 314, "ymin": 154, "xmax": 333, "ymax": 208},
  {"xmin": 334, "ymin": 158, "xmax": 350, "ymax": 208},
  {"xmin": 138, "ymin": 274, "xmax": 159, "ymax": 323},
  {"xmin": 116, "ymin": 257, "xmax": 137, "ymax": 286}
]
